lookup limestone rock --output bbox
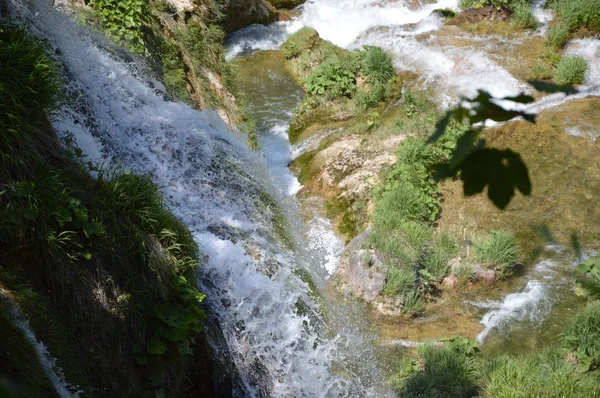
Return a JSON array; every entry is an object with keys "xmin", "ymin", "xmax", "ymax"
[
  {"xmin": 374, "ymin": 296, "xmax": 403, "ymax": 317},
  {"xmin": 336, "ymin": 230, "xmax": 386, "ymax": 302},
  {"xmin": 442, "ymin": 273, "xmax": 460, "ymax": 290},
  {"xmin": 472, "ymin": 264, "xmax": 497, "ymax": 285}
]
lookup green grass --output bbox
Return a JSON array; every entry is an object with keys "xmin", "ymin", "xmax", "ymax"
[
  {"xmin": 547, "ymin": 23, "xmax": 572, "ymax": 49},
  {"xmin": 423, "ymin": 233, "xmax": 458, "ymax": 282},
  {"xmin": 512, "ymin": 3, "xmax": 538, "ymax": 29},
  {"xmin": 403, "ymin": 289, "xmax": 426, "ymax": 317},
  {"xmin": 482, "ymin": 350, "xmax": 600, "ymax": 397},
  {"xmin": 0, "ymin": 22, "xmax": 212, "ymax": 396},
  {"xmin": 393, "ymin": 343, "xmax": 479, "ymax": 397},
  {"xmin": 548, "ymin": 0, "xmax": 600, "ymax": 33},
  {"xmin": 555, "ymin": 55, "xmax": 588, "ymax": 85},
  {"xmin": 384, "ymin": 266, "xmax": 415, "ymax": 297},
  {"xmin": 474, "ymin": 230, "xmax": 519, "ymax": 277},
  {"xmin": 361, "ymin": 46, "xmax": 394, "ymax": 85},
  {"xmin": 563, "ymin": 303, "xmax": 600, "ymax": 371},
  {"xmin": 393, "ymin": 339, "xmax": 600, "ymax": 398}
]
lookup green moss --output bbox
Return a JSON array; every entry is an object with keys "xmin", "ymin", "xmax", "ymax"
[{"xmin": 269, "ymin": 0, "xmax": 306, "ymax": 9}]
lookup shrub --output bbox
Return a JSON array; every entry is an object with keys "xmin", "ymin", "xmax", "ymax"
[
  {"xmin": 384, "ymin": 266, "xmax": 415, "ymax": 296},
  {"xmin": 403, "ymin": 290, "xmax": 426, "ymax": 317},
  {"xmin": 563, "ymin": 304, "xmax": 600, "ymax": 371},
  {"xmin": 90, "ymin": 0, "xmax": 146, "ymax": 52},
  {"xmin": 555, "ymin": 55, "xmax": 588, "ymax": 85},
  {"xmin": 474, "ymin": 230, "xmax": 519, "ymax": 277},
  {"xmin": 360, "ymin": 46, "xmax": 394, "ymax": 85}
]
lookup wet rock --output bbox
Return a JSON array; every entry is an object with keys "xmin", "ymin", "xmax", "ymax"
[
  {"xmin": 442, "ymin": 273, "xmax": 460, "ymax": 290},
  {"xmin": 224, "ymin": 0, "xmax": 276, "ymax": 33},
  {"xmin": 448, "ymin": 257, "xmax": 462, "ymax": 273},
  {"xmin": 448, "ymin": 5, "xmax": 511, "ymax": 25},
  {"xmin": 336, "ymin": 230, "xmax": 386, "ymax": 302},
  {"xmin": 431, "ymin": 8, "xmax": 457, "ymax": 19},
  {"xmin": 221, "ymin": 298, "xmax": 232, "ymax": 307},
  {"xmin": 472, "ymin": 264, "xmax": 497, "ymax": 285},
  {"xmin": 374, "ymin": 296, "xmax": 403, "ymax": 317},
  {"xmin": 268, "ymin": 0, "xmax": 306, "ymax": 9}
]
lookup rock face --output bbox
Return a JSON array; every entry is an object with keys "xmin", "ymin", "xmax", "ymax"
[
  {"xmin": 336, "ymin": 230, "xmax": 387, "ymax": 302},
  {"xmin": 224, "ymin": 0, "xmax": 276, "ymax": 33}
]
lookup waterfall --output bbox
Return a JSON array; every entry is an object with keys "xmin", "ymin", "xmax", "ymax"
[
  {"xmin": 7, "ymin": 0, "xmax": 377, "ymax": 395},
  {"xmin": 0, "ymin": 292, "xmax": 81, "ymax": 398}
]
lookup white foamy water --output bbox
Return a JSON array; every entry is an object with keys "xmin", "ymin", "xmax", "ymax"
[
  {"xmin": 471, "ymin": 249, "xmax": 598, "ymax": 344},
  {"xmin": 8, "ymin": 0, "xmax": 372, "ymax": 395},
  {"xmin": 472, "ymin": 280, "xmax": 550, "ymax": 343},
  {"xmin": 0, "ymin": 292, "xmax": 81, "ymax": 397}
]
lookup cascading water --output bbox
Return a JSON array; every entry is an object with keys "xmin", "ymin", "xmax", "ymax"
[
  {"xmin": 0, "ymin": 292, "xmax": 81, "ymax": 398},
  {"xmin": 7, "ymin": 0, "xmax": 386, "ymax": 396},
  {"xmin": 227, "ymin": 0, "xmax": 600, "ymax": 351}
]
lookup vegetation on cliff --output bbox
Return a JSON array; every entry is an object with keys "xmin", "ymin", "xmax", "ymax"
[{"xmin": 0, "ymin": 22, "xmax": 218, "ymax": 397}]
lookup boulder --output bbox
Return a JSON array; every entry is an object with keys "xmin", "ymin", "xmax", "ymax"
[
  {"xmin": 224, "ymin": 0, "xmax": 276, "ymax": 33},
  {"xmin": 472, "ymin": 264, "xmax": 497, "ymax": 285},
  {"xmin": 335, "ymin": 229, "xmax": 387, "ymax": 302},
  {"xmin": 442, "ymin": 273, "xmax": 460, "ymax": 290}
]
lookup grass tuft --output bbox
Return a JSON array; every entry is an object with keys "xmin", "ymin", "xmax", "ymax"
[
  {"xmin": 555, "ymin": 55, "xmax": 588, "ymax": 85},
  {"xmin": 474, "ymin": 230, "xmax": 519, "ymax": 277}
]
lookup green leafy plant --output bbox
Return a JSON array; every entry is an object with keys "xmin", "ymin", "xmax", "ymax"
[
  {"xmin": 90, "ymin": 0, "xmax": 146, "ymax": 52},
  {"xmin": 304, "ymin": 61, "xmax": 357, "ymax": 99},
  {"xmin": 563, "ymin": 303, "xmax": 600, "ymax": 371},
  {"xmin": 574, "ymin": 256, "xmax": 600, "ymax": 299},
  {"xmin": 555, "ymin": 55, "xmax": 588, "ymax": 85},
  {"xmin": 440, "ymin": 336, "xmax": 481, "ymax": 357}
]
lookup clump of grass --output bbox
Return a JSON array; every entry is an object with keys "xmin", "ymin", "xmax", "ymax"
[
  {"xmin": 403, "ymin": 289, "xmax": 426, "ymax": 317},
  {"xmin": 547, "ymin": 23, "xmax": 572, "ymax": 49},
  {"xmin": 423, "ymin": 233, "xmax": 457, "ymax": 282},
  {"xmin": 384, "ymin": 266, "xmax": 415, "ymax": 296},
  {"xmin": 555, "ymin": 55, "xmax": 588, "ymax": 85},
  {"xmin": 361, "ymin": 45, "xmax": 394, "ymax": 85},
  {"xmin": 281, "ymin": 27, "xmax": 322, "ymax": 59},
  {"xmin": 393, "ymin": 343, "xmax": 479, "ymax": 397},
  {"xmin": 563, "ymin": 303, "xmax": 600, "ymax": 371},
  {"xmin": 513, "ymin": 3, "xmax": 538, "ymax": 29},
  {"xmin": 474, "ymin": 230, "xmax": 519, "ymax": 277}
]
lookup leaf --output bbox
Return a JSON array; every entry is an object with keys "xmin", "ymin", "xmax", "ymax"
[
  {"xmin": 135, "ymin": 354, "xmax": 149, "ymax": 366},
  {"xmin": 147, "ymin": 336, "xmax": 167, "ymax": 355}
]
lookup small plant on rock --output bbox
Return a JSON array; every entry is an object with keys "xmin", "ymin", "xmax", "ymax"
[{"xmin": 474, "ymin": 230, "xmax": 519, "ymax": 277}]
